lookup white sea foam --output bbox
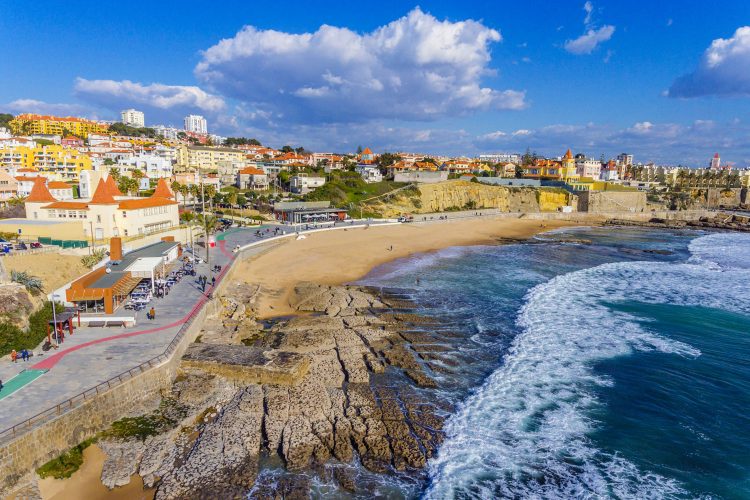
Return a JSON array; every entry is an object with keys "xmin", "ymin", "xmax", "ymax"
[{"xmin": 426, "ymin": 233, "xmax": 750, "ymax": 498}]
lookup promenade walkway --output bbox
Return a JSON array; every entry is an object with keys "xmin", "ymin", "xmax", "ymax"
[{"xmin": 0, "ymin": 220, "xmax": 394, "ymax": 431}]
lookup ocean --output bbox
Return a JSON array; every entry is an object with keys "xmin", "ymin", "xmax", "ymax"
[{"xmin": 359, "ymin": 227, "xmax": 750, "ymax": 499}]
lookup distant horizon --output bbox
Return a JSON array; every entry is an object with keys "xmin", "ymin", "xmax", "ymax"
[{"xmin": 2, "ymin": 0, "xmax": 749, "ymax": 164}]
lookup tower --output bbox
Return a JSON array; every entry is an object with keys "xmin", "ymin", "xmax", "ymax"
[{"xmin": 710, "ymin": 153, "xmax": 720, "ymax": 170}]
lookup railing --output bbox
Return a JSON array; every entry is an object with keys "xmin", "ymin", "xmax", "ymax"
[{"xmin": 0, "ymin": 250, "xmax": 232, "ymax": 444}]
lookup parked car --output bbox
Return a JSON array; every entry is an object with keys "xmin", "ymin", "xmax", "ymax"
[
  {"xmin": 30, "ymin": 242, "xmax": 42, "ymax": 249},
  {"xmin": 14, "ymin": 242, "xmax": 28, "ymax": 251}
]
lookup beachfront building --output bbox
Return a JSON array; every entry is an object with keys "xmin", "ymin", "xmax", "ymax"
[
  {"xmin": 24, "ymin": 176, "xmax": 178, "ymax": 240},
  {"xmin": 9, "ymin": 114, "xmax": 109, "ymax": 136},
  {"xmin": 289, "ymin": 174, "xmax": 326, "ymax": 194},
  {"xmin": 66, "ymin": 237, "xmax": 181, "ymax": 314},
  {"xmin": 575, "ymin": 155, "xmax": 602, "ymax": 179},
  {"xmin": 236, "ymin": 167, "xmax": 269, "ymax": 190},
  {"xmin": 273, "ymin": 201, "xmax": 347, "ymax": 223},
  {"xmin": 560, "ymin": 149, "xmax": 580, "ymax": 183}
]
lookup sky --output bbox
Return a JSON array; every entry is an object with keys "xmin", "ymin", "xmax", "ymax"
[{"xmin": 1, "ymin": 0, "xmax": 749, "ymax": 165}]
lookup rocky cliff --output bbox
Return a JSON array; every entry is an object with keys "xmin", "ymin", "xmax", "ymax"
[{"xmin": 365, "ymin": 180, "xmax": 574, "ymax": 217}]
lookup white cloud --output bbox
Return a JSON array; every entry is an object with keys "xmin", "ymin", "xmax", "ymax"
[
  {"xmin": 564, "ymin": 25, "xmax": 615, "ymax": 54},
  {"xmin": 668, "ymin": 26, "xmax": 750, "ymax": 98},
  {"xmin": 5, "ymin": 99, "xmax": 90, "ymax": 116},
  {"xmin": 74, "ymin": 78, "xmax": 226, "ymax": 114},
  {"xmin": 194, "ymin": 7, "xmax": 526, "ymax": 123},
  {"xmin": 583, "ymin": 1, "xmax": 594, "ymax": 25}
]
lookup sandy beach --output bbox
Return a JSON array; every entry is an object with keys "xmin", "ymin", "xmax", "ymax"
[{"xmin": 234, "ymin": 217, "xmax": 581, "ymax": 318}]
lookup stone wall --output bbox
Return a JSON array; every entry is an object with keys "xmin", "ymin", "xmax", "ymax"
[
  {"xmin": 577, "ymin": 191, "xmax": 647, "ymax": 213},
  {"xmin": 0, "ymin": 304, "xmax": 208, "ymax": 493}
]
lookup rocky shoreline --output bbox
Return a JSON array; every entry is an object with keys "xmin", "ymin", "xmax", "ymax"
[
  {"xmin": 606, "ymin": 212, "xmax": 750, "ymax": 232},
  {"xmin": 90, "ymin": 282, "xmax": 451, "ymax": 498}
]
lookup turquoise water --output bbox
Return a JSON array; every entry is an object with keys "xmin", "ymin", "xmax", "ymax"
[{"xmin": 358, "ymin": 227, "xmax": 750, "ymax": 499}]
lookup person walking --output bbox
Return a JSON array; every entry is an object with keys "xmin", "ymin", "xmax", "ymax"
[
  {"xmin": 149, "ymin": 307, "xmax": 156, "ymax": 321},
  {"xmin": 211, "ymin": 276, "xmax": 216, "ymax": 288},
  {"xmin": 10, "ymin": 350, "xmax": 17, "ymax": 363}
]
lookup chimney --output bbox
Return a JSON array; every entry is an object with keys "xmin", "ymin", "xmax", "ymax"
[{"xmin": 110, "ymin": 237, "xmax": 123, "ymax": 261}]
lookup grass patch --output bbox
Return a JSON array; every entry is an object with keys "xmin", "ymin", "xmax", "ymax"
[
  {"xmin": 102, "ymin": 398, "xmax": 188, "ymax": 441},
  {"xmin": 36, "ymin": 437, "xmax": 98, "ymax": 479}
]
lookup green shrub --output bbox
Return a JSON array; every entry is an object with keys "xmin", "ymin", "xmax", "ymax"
[
  {"xmin": 0, "ymin": 302, "xmax": 64, "ymax": 356},
  {"xmin": 37, "ymin": 437, "xmax": 98, "ymax": 479},
  {"xmin": 11, "ymin": 271, "xmax": 43, "ymax": 295}
]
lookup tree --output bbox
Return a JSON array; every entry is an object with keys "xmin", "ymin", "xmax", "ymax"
[
  {"xmin": 198, "ymin": 213, "xmax": 218, "ymax": 267},
  {"xmin": 280, "ymin": 145, "xmax": 294, "ymax": 153},
  {"xmin": 515, "ymin": 165, "xmax": 524, "ymax": 178},
  {"xmin": 356, "ymin": 145, "xmax": 363, "ymax": 154},
  {"xmin": 522, "ymin": 147, "xmax": 533, "ymax": 166},
  {"xmin": 0, "ymin": 113, "xmax": 13, "ymax": 129},
  {"xmin": 104, "ymin": 158, "xmax": 115, "ymax": 166},
  {"xmin": 108, "ymin": 167, "xmax": 121, "ymax": 182},
  {"xmin": 171, "ymin": 181, "xmax": 183, "ymax": 205},
  {"xmin": 236, "ymin": 194, "xmax": 247, "ymax": 208},
  {"xmin": 377, "ymin": 152, "xmax": 402, "ymax": 168},
  {"xmin": 180, "ymin": 210, "xmax": 196, "ymax": 249},
  {"xmin": 118, "ymin": 177, "xmax": 139, "ymax": 196}
]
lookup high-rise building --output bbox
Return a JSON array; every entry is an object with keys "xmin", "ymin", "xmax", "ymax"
[
  {"xmin": 9, "ymin": 114, "xmax": 109, "ymax": 136},
  {"xmin": 616, "ymin": 153, "xmax": 633, "ymax": 166},
  {"xmin": 120, "ymin": 109, "xmax": 145, "ymax": 128},
  {"xmin": 710, "ymin": 152, "xmax": 720, "ymax": 169},
  {"xmin": 183, "ymin": 115, "xmax": 208, "ymax": 134}
]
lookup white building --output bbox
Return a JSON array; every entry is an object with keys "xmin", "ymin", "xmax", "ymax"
[
  {"xmin": 153, "ymin": 125, "xmax": 181, "ymax": 141},
  {"xmin": 290, "ymin": 174, "xmax": 326, "ymax": 194},
  {"xmin": 710, "ymin": 153, "xmax": 721, "ymax": 170},
  {"xmin": 116, "ymin": 155, "xmax": 173, "ymax": 179},
  {"xmin": 355, "ymin": 165, "xmax": 383, "ymax": 183},
  {"xmin": 575, "ymin": 156, "xmax": 602, "ymax": 179},
  {"xmin": 120, "ymin": 109, "xmax": 145, "ymax": 128},
  {"xmin": 479, "ymin": 153, "xmax": 522, "ymax": 164},
  {"xmin": 184, "ymin": 115, "xmax": 208, "ymax": 134}
]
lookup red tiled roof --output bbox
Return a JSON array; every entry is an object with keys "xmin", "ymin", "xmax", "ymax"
[
  {"xmin": 42, "ymin": 201, "xmax": 89, "ymax": 210},
  {"xmin": 239, "ymin": 167, "xmax": 265, "ymax": 175},
  {"xmin": 151, "ymin": 178, "xmax": 174, "ymax": 199},
  {"xmin": 105, "ymin": 174, "xmax": 124, "ymax": 196},
  {"xmin": 118, "ymin": 197, "xmax": 176, "ymax": 210},
  {"xmin": 362, "ymin": 147, "xmax": 373, "ymax": 155},
  {"xmin": 89, "ymin": 179, "xmax": 117, "ymax": 204},
  {"xmin": 26, "ymin": 178, "xmax": 56, "ymax": 203},
  {"xmin": 47, "ymin": 181, "xmax": 72, "ymax": 189}
]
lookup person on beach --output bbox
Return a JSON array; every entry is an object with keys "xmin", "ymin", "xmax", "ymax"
[{"xmin": 149, "ymin": 307, "xmax": 156, "ymax": 320}]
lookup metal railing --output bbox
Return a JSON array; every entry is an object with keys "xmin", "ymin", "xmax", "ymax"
[{"xmin": 0, "ymin": 250, "xmax": 232, "ymax": 444}]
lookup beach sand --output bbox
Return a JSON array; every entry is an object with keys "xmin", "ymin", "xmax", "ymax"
[
  {"xmin": 234, "ymin": 217, "xmax": 580, "ymax": 318},
  {"xmin": 3, "ymin": 253, "xmax": 89, "ymax": 292},
  {"xmin": 38, "ymin": 445, "xmax": 153, "ymax": 500}
]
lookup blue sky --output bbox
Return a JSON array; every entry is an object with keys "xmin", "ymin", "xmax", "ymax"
[{"xmin": 1, "ymin": 0, "xmax": 749, "ymax": 165}]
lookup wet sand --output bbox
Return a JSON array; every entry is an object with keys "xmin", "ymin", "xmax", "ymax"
[{"xmin": 38, "ymin": 445, "xmax": 153, "ymax": 500}]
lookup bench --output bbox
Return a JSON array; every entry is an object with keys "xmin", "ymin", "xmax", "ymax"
[
  {"xmin": 88, "ymin": 321, "xmax": 106, "ymax": 327},
  {"xmin": 105, "ymin": 321, "xmax": 125, "ymax": 328}
]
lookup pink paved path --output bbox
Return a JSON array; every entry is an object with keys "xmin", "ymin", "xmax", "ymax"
[{"xmin": 31, "ymin": 240, "xmax": 236, "ymax": 371}]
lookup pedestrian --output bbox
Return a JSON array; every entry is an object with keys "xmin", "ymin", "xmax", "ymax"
[
  {"xmin": 10, "ymin": 349, "xmax": 17, "ymax": 363},
  {"xmin": 149, "ymin": 307, "xmax": 156, "ymax": 320},
  {"xmin": 22, "ymin": 349, "xmax": 28, "ymax": 362},
  {"xmin": 211, "ymin": 276, "xmax": 216, "ymax": 287},
  {"xmin": 0, "ymin": 379, "xmax": 3, "ymax": 391}
]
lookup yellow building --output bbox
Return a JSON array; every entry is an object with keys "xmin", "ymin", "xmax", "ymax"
[
  {"xmin": 176, "ymin": 145, "xmax": 246, "ymax": 170},
  {"xmin": 560, "ymin": 149, "xmax": 580, "ymax": 183},
  {"xmin": 9, "ymin": 114, "xmax": 109, "ymax": 136},
  {"xmin": 0, "ymin": 144, "xmax": 92, "ymax": 181}
]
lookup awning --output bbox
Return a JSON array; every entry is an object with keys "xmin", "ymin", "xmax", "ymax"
[
  {"xmin": 112, "ymin": 276, "xmax": 142, "ymax": 297},
  {"xmin": 69, "ymin": 290, "xmax": 104, "ymax": 301}
]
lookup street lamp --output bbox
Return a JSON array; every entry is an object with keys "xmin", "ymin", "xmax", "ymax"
[{"xmin": 51, "ymin": 293, "xmax": 59, "ymax": 345}]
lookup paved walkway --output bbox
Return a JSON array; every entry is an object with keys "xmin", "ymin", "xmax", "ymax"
[{"xmin": 0, "ymin": 220, "xmax": 394, "ymax": 430}]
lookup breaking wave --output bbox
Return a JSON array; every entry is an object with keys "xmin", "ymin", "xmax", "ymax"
[{"xmin": 426, "ymin": 232, "xmax": 750, "ymax": 498}]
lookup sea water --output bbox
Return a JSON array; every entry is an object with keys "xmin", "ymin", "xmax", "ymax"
[{"xmin": 360, "ymin": 227, "xmax": 750, "ymax": 499}]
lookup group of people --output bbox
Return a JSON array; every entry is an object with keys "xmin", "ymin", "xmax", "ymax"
[
  {"xmin": 10, "ymin": 349, "xmax": 32, "ymax": 363},
  {"xmin": 197, "ymin": 274, "xmax": 215, "ymax": 292}
]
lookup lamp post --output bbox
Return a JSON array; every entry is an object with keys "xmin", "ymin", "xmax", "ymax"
[{"xmin": 51, "ymin": 293, "xmax": 59, "ymax": 345}]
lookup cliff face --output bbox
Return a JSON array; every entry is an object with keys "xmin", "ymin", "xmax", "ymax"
[{"xmin": 366, "ymin": 180, "xmax": 573, "ymax": 217}]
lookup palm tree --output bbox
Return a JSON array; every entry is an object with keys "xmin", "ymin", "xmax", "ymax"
[
  {"xmin": 198, "ymin": 213, "xmax": 218, "ymax": 266},
  {"xmin": 171, "ymin": 180, "xmax": 183, "ymax": 206},
  {"xmin": 180, "ymin": 210, "xmax": 196, "ymax": 250}
]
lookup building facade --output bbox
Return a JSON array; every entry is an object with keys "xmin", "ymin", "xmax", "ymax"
[
  {"xmin": 121, "ymin": 109, "xmax": 145, "ymax": 127},
  {"xmin": 183, "ymin": 115, "xmax": 207, "ymax": 134},
  {"xmin": 9, "ymin": 114, "xmax": 109, "ymax": 136}
]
